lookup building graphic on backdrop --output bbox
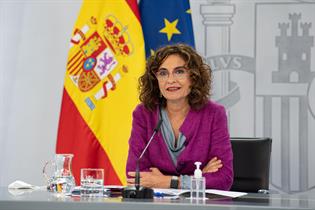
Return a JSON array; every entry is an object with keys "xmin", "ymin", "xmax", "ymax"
[
  {"xmin": 273, "ymin": 14, "xmax": 314, "ymax": 83},
  {"xmin": 193, "ymin": 0, "xmax": 315, "ymax": 193},
  {"xmin": 259, "ymin": 12, "xmax": 314, "ymax": 193}
]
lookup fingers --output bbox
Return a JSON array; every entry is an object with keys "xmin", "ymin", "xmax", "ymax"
[
  {"xmin": 211, "ymin": 163, "xmax": 222, "ymax": 172},
  {"xmin": 126, "ymin": 168, "xmax": 166, "ymax": 188},
  {"xmin": 127, "ymin": 171, "xmax": 151, "ymax": 178},
  {"xmin": 202, "ymin": 157, "xmax": 223, "ymax": 173},
  {"xmin": 211, "ymin": 159, "xmax": 222, "ymax": 168},
  {"xmin": 127, "ymin": 176, "xmax": 146, "ymax": 186},
  {"xmin": 149, "ymin": 167, "xmax": 162, "ymax": 175},
  {"xmin": 209, "ymin": 157, "xmax": 218, "ymax": 164},
  {"xmin": 127, "ymin": 172, "xmax": 136, "ymax": 177},
  {"xmin": 127, "ymin": 176, "xmax": 152, "ymax": 188},
  {"xmin": 126, "ymin": 178, "xmax": 135, "ymax": 186}
]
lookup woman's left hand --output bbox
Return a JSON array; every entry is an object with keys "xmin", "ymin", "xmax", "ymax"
[
  {"xmin": 202, "ymin": 157, "xmax": 223, "ymax": 173},
  {"xmin": 127, "ymin": 168, "xmax": 172, "ymax": 188}
]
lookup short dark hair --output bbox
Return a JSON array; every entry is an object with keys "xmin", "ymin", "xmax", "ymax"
[{"xmin": 139, "ymin": 44, "xmax": 212, "ymax": 111}]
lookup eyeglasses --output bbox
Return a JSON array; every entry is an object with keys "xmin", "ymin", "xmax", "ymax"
[{"xmin": 155, "ymin": 68, "xmax": 189, "ymax": 81}]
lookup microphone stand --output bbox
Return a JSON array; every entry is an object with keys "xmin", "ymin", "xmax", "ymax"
[{"xmin": 122, "ymin": 119, "xmax": 162, "ymax": 199}]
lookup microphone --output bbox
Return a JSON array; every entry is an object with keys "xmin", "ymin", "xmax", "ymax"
[{"xmin": 122, "ymin": 118, "xmax": 163, "ymax": 199}]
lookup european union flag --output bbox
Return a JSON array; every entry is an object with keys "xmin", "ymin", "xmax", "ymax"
[{"xmin": 140, "ymin": 0, "xmax": 195, "ymax": 57}]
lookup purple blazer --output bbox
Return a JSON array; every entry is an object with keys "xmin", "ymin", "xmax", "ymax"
[{"xmin": 126, "ymin": 100, "xmax": 234, "ymax": 190}]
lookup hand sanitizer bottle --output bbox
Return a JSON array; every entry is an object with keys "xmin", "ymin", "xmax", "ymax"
[{"xmin": 190, "ymin": 161, "xmax": 206, "ymax": 200}]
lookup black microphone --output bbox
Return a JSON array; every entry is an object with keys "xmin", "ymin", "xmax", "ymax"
[
  {"xmin": 122, "ymin": 118, "xmax": 163, "ymax": 199},
  {"xmin": 135, "ymin": 119, "xmax": 162, "ymax": 190}
]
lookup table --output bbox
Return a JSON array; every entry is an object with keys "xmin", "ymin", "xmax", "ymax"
[{"xmin": 1, "ymin": 187, "xmax": 315, "ymax": 210}]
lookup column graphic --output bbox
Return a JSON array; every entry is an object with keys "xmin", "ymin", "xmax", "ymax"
[{"xmin": 200, "ymin": 0, "xmax": 238, "ymax": 109}]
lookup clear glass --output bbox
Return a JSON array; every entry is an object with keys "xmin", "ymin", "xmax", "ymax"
[
  {"xmin": 43, "ymin": 154, "xmax": 75, "ymax": 195},
  {"xmin": 190, "ymin": 177, "xmax": 206, "ymax": 200},
  {"xmin": 80, "ymin": 168, "xmax": 104, "ymax": 197}
]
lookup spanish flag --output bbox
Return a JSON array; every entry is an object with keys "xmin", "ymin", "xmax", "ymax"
[{"xmin": 56, "ymin": 0, "xmax": 145, "ymax": 185}]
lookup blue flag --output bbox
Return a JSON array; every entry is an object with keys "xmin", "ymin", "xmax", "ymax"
[{"xmin": 140, "ymin": 0, "xmax": 195, "ymax": 57}]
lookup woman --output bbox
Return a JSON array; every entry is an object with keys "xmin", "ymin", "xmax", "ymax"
[{"xmin": 126, "ymin": 44, "xmax": 233, "ymax": 190}]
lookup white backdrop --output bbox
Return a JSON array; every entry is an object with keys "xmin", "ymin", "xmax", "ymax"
[
  {"xmin": 190, "ymin": 0, "xmax": 315, "ymax": 193},
  {"xmin": 1, "ymin": 0, "xmax": 315, "ymax": 194},
  {"xmin": 0, "ymin": 0, "xmax": 81, "ymax": 186}
]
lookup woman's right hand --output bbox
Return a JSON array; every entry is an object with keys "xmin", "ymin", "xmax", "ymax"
[{"xmin": 202, "ymin": 157, "xmax": 223, "ymax": 173}]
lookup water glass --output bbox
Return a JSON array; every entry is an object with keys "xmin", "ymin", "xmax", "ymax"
[{"xmin": 80, "ymin": 168, "xmax": 104, "ymax": 197}]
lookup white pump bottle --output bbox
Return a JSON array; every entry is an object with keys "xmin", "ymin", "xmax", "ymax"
[{"xmin": 190, "ymin": 161, "xmax": 206, "ymax": 200}]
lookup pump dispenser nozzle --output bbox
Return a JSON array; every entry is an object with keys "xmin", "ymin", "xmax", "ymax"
[{"xmin": 194, "ymin": 162, "xmax": 202, "ymax": 178}]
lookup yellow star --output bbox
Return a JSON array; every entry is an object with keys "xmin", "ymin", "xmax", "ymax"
[
  {"xmin": 186, "ymin": 9, "xmax": 191, "ymax": 14},
  {"xmin": 159, "ymin": 18, "xmax": 181, "ymax": 41},
  {"xmin": 150, "ymin": 49, "xmax": 155, "ymax": 56}
]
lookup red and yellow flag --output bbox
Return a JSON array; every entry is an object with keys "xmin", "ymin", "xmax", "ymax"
[{"xmin": 56, "ymin": 0, "xmax": 145, "ymax": 185}]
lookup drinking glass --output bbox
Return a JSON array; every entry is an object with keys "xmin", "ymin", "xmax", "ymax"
[{"xmin": 80, "ymin": 168, "xmax": 104, "ymax": 197}]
